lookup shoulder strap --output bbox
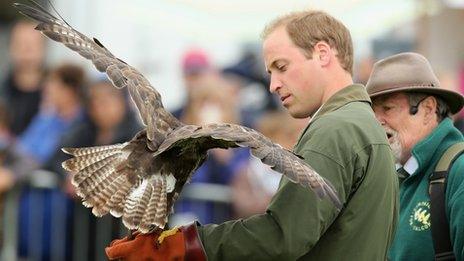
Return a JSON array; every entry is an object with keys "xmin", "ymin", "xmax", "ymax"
[
  {"xmin": 429, "ymin": 142, "xmax": 464, "ymax": 261},
  {"xmin": 434, "ymin": 142, "xmax": 464, "ymax": 172}
]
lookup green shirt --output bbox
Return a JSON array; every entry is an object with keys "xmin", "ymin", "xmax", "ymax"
[
  {"xmin": 389, "ymin": 118, "xmax": 464, "ymax": 261},
  {"xmin": 198, "ymin": 84, "xmax": 399, "ymax": 260}
]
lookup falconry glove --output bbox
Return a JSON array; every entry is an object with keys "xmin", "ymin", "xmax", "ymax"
[{"xmin": 105, "ymin": 222, "xmax": 207, "ymax": 261}]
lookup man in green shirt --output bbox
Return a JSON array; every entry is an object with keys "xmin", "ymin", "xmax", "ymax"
[
  {"xmin": 366, "ymin": 52, "xmax": 464, "ymax": 261},
  {"xmin": 106, "ymin": 10, "xmax": 399, "ymax": 261}
]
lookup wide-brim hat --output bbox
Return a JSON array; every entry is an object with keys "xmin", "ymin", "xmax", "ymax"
[{"xmin": 366, "ymin": 52, "xmax": 464, "ymax": 114}]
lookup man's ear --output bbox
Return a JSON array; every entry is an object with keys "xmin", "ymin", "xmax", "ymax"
[
  {"xmin": 420, "ymin": 96, "xmax": 438, "ymax": 123},
  {"xmin": 313, "ymin": 41, "xmax": 332, "ymax": 67}
]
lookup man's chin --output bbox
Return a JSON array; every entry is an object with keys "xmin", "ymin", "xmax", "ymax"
[
  {"xmin": 287, "ymin": 108, "xmax": 312, "ymax": 119},
  {"xmin": 290, "ymin": 113, "xmax": 310, "ymax": 119}
]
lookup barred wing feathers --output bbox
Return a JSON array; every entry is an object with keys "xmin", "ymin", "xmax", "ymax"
[
  {"xmin": 14, "ymin": 2, "xmax": 181, "ymax": 149},
  {"xmin": 157, "ymin": 123, "xmax": 343, "ymax": 210}
]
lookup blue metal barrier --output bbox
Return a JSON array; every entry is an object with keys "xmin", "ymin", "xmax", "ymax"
[{"xmin": 0, "ymin": 171, "xmax": 233, "ymax": 261}]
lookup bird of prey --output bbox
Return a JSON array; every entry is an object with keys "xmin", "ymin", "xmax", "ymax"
[{"xmin": 15, "ymin": 1, "xmax": 342, "ymax": 233}]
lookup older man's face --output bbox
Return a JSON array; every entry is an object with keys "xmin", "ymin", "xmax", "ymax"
[{"xmin": 372, "ymin": 92, "xmax": 432, "ymax": 164}]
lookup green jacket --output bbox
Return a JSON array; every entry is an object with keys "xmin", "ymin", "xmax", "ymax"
[
  {"xmin": 198, "ymin": 84, "xmax": 399, "ymax": 260},
  {"xmin": 389, "ymin": 118, "xmax": 464, "ymax": 261}
]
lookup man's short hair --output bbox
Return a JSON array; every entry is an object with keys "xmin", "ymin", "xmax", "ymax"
[
  {"xmin": 261, "ymin": 10, "xmax": 354, "ymax": 75},
  {"xmin": 50, "ymin": 63, "xmax": 87, "ymax": 101}
]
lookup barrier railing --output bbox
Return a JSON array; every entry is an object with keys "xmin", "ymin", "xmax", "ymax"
[{"xmin": 0, "ymin": 171, "xmax": 233, "ymax": 261}]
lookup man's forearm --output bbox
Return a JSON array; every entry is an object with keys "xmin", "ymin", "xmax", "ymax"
[{"xmin": 197, "ymin": 179, "xmax": 339, "ymax": 260}]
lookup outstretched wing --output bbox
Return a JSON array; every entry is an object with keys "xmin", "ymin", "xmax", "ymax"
[
  {"xmin": 156, "ymin": 123, "xmax": 343, "ymax": 210},
  {"xmin": 14, "ymin": 1, "xmax": 181, "ymax": 149},
  {"xmin": 61, "ymin": 139, "xmax": 172, "ymax": 233}
]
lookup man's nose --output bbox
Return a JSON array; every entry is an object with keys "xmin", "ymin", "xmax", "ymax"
[{"xmin": 269, "ymin": 76, "xmax": 282, "ymax": 93}]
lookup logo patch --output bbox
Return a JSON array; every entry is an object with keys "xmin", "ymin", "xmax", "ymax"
[{"xmin": 409, "ymin": 201, "xmax": 431, "ymax": 231}]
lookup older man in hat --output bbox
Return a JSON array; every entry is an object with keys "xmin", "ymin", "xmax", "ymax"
[{"xmin": 366, "ymin": 52, "xmax": 464, "ymax": 261}]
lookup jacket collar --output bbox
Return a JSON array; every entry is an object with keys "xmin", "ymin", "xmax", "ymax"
[
  {"xmin": 299, "ymin": 84, "xmax": 371, "ymax": 134},
  {"xmin": 405, "ymin": 118, "xmax": 464, "ymax": 176},
  {"xmin": 310, "ymin": 84, "xmax": 371, "ymax": 123},
  {"xmin": 294, "ymin": 84, "xmax": 371, "ymax": 149}
]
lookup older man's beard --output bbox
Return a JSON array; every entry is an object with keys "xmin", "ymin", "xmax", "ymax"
[{"xmin": 385, "ymin": 127, "xmax": 403, "ymax": 163}]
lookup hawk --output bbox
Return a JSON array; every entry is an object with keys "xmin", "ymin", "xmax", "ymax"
[{"xmin": 15, "ymin": 1, "xmax": 343, "ymax": 233}]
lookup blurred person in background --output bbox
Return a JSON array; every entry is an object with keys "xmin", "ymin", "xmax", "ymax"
[
  {"xmin": 367, "ymin": 52, "xmax": 464, "ymax": 261},
  {"xmin": 231, "ymin": 110, "xmax": 307, "ymax": 218},
  {"xmin": 17, "ymin": 63, "xmax": 86, "ymax": 165},
  {"xmin": 16, "ymin": 63, "xmax": 87, "ymax": 261},
  {"xmin": 171, "ymin": 73, "xmax": 249, "ymax": 225},
  {"xmin": 0, "ymin": 98, "xmax": 38, "ymax": 250},
  {"xmin": 0, "ymin": 20, "xmax": 45, "ymax": 136},
  {"xmin": 172, "ymin": 48, "xmax": 214, "ymax": 119},
  {"xmin": 180, "ymin": 73, "xmax": 240, "ymax": 126},
  {"xmin": 46, "ymin": 78, "xmax": 142, "ymax": 261},
  {"xmin": 0, "ymin": 99, "xmax": 38, "ymax": 194},
  {"xmin": 46, "ymin": 78, "xmax": 142, "ymax": 176},
  {"xmin": 222, "ymin": 51, "xmax": 279, "ymax": 127}
]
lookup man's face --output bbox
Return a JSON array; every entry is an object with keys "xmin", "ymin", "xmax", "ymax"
[
  {"xmin": 43, "ymin": 74, "xmax": 74, "ymax": 110},
  {"xmin": 372, "ymin": 92, "xmax": 432, "ymax": 164},
  {"xmin": 263, "ymin": 26, "xmax": 325, "ymax": 118},
  {"xmin": 10, "ymin": 23, "xmax": 45, "ymax": 69},
  {"xmin": 89, "ymin": 83, "xmax": 126, "ymax": 130}
]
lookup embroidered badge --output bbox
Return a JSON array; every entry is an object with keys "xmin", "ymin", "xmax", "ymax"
[{"xmin": 409, "ymin": 201, "xmax": 431, "ymax": 231}]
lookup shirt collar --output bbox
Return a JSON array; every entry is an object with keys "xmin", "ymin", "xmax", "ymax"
[{"xmin": 396, "ymin": 156, "xmax": 419, "ymax": 176}]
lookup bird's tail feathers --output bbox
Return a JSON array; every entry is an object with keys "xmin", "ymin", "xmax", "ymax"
[{"xmin": 122, "ymin": 175, "xmax": 168, "ymax": 233}]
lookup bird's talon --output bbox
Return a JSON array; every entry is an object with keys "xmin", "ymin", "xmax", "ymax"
[{"xmin": 157, "ymin": 226, "xmax": 179, "ymax": 244}]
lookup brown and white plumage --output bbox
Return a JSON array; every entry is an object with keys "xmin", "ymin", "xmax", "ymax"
[{"xmin": 15, "ymin": 1, "xmax": 343, "ymax": 233}]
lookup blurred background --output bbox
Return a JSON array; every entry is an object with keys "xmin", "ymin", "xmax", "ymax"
[{"xmin": 0, "ymin": 0, "xmax": 463, "ymax": 260}]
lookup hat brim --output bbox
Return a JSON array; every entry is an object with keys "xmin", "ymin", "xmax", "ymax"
[{"xmin": 369, "ymin": 86, "xmax": 464, "ymax": 114}]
